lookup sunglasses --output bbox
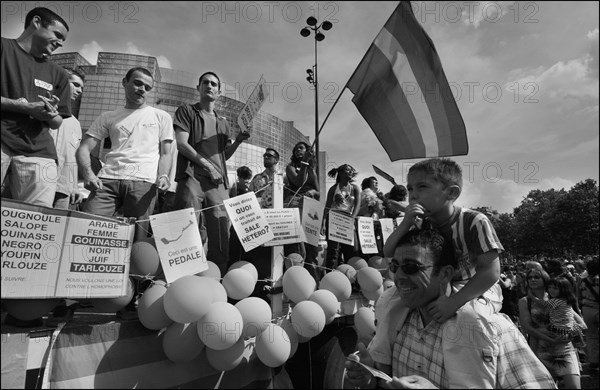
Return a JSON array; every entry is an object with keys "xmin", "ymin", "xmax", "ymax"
[
  {"xmin": 527, "ymin": 276, "xmax": 541, "ymax": 280},
  {"xmin": 263, "ymin": 153, "xmax": 277, "ymax": 158},
  {"xmin": 389, "ymin": 260, "xmax": 433, "ymax": 275}
]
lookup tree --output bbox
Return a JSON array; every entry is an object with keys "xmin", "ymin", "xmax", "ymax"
[
  {"xmin": 512, "ymin": 188, "xmax": 567, "ymax": 256},
  {"xmin": 546, "ymin": 179, "xmax": 599, "ymax": 256}
]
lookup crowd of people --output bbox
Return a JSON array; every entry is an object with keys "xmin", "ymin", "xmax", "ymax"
[{"xmin": 2, "ymin": 8, "xmax": 599, "ymax": 389}]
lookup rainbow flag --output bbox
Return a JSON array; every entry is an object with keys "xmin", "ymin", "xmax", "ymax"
[{"xmin": 347, "ymin": 1, "xmax": 468, "ymax": 160}]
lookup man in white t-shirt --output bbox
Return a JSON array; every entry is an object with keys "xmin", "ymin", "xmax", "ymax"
[{"xmin": 76, "ymin": 67, "xmax": 173, "ymax": 241}]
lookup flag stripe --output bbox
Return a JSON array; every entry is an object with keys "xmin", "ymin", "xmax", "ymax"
[
  {"xmin": 347, "ymin": 1, "xmax": 468, "ymax": 160},
  {"xmin": 374, "ymin": 26, "xmax": 439, "ymax": 156},
  {"xmin": 385, "ymin": 4, "xmax": 466, "ymax": 155},
  {"xmin": 351, "ymin": 45, "xmax": 426, "ymax": 159}
]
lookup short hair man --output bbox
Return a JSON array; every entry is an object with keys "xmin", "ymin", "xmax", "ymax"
[
  {"xmin": 248, "ymin": 148, "xmax": 279, "ymax": 209},
  {"xmin": 1, "ymin": 7, "xmax": 72, "ymax": 207},
  {"xmin": 76, "ymin": 67, "xmax": 173, "ymax": 241},
  {"xmin": 346, "ymin": 225, "xmax": 557, "ymax": 389},
  {"xmin": 173, "ymin": 71, "xmax": 250, "ymax": 274},
  {"xmin": 50, "ymin": 68, "xmax": 85, "ymax": 209},
  {"xmin": 230, "ymin": 147, "xmax": 280, "ymax": 302}
]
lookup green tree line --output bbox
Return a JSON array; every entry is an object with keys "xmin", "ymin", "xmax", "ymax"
[{"xmin": 472, "ymin": 179, "xmax": 599, "ymax": 260}]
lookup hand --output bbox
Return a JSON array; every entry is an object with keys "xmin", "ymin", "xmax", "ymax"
[
  {"xmin": 70, "ymin": 191, "xmax": 84, "ymax": 205},
  {"xmin": 426, "ymin": 295, "xmax": 457, "ymax": 323},
  {"xmin": 208, "ymin": 166, "xmax": 223, "ymax": 185},
  {"xmin": 28, "ymin": 100, "xmax": 59, "ymax": 122},
  {"xmin": 236, "ymin": 131, "xmax": 250, "ymax": 143},
  {"xmin": 393, "ymin": 375, "xmax": 438, "ymax": 389},
  {"xmin": 84, "ymin": 176, "xmax": 103, "ymax": 191},
  {"xmin": 302, "ymin": 150, "xmax": 313, "ymax": 164},
  {"xmin": 156, "ymin": 175, "xmax": 170, "ymax": 192},
  {"xmin": 345, "ymin": 343, "xmax": 376, "ymax": 389},
  {"xmin": 38, "ymin": 92, "xmax": 60, "ymax": 112},
  {"xmin": 403, "ymin": 203, "xmax": 426, "ymax": 226}
]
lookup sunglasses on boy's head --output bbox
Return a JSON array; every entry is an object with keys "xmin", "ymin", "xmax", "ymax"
[{"xmin": 389, "ymin": 259, "xmax": 433, "ymax": 275}]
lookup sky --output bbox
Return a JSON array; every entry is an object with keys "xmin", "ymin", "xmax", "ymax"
[{"xmin": 2, "ymin": 1, "xmax": 598, "ymax": 213}]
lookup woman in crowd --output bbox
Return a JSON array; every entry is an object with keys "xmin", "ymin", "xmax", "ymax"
[
  {"xmin": 519, "ymin": 269, "xmax": 582, "ymax": 389},
  {"xmin": 283, "ymin": 141, "xmax": 320, "ymax": 282},
  {"xmin": 579, "ymin": 257, "xmax": 599, "ymax": 372},
  {"xmin": 383, "ymin": 184, "xmax": 408, "ymax": 220},
  {"xmin": 357, "ymin": 176, "xmax": 384, "ymax": 219},
  {"xmin": 284, "ymin": 141, "xmax": 319, "ymax": 208},
  {"xmin": 322, "ymin": 164, "xmax": 361, "ymax": 272}
]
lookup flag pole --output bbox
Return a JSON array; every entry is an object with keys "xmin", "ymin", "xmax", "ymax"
[{"xmin": 310, "ymin": 86, "xmax": 347, "ymax": 151}]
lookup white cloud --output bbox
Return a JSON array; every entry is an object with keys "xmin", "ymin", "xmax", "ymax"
[
  {"xmin": 461, "ymin": 1, "xmax": 513, "ymax": 28},
  {"xmin": 79, "ymin": 41, "xmax": 103, "ymax": 64},
  {"xmin": 124, "ymin": 42, "xmax": 172, "ymax": 69},
  {"xmin": 506, "ymin": 28, "xmax": 600, "ymax": 105},
  {"xmin": 587, "ymin": 27, "xmax": 599, "ymax": 79},
  {"xmin": 457, "ymin": 176, "xmax": 577, "ymax": 213},
  {"xmin": 504, "ymin": 55, "xmax": 599, "ymax": 108}
]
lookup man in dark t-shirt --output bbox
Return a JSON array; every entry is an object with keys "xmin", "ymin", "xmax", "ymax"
[
  {"xmin": 173, "ymin": 71, "xmax": 250, "ymax": 274},
  {"xmin": 1, "ymin": 7, "xmax": 72, "ymax": 207}
]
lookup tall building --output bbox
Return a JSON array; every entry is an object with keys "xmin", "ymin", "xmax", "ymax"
[{"xmin": 50, "ymin": 52, "xmax": 318, "ymax": 186}]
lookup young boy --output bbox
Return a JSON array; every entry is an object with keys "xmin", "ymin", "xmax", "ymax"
[{"xmin": 383, "ymin": 158, "xmax": 503, "ymax": 322}]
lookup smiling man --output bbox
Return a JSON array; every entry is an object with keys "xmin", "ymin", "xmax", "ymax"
[
  {"xmin": 345, "ymin": 226, "xmax": 556, "ymax": 389},
  {"xmin": 172, "ymin": 71, "xmax": 250, "ymax": 274},
  {"xmin": 1, "ymin": 7, "xmax": 72, "ymax": 207},
  {"xmin": 76, "ymin": 67, "xmax": 173, "ymax": 242}
]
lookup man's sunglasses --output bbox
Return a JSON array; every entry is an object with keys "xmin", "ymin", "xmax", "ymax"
[
  {"xmin": 263, "ymin": 153, "xmax": 277, "ymax": 158},
  {"xmin": 389, "ymin": 260, "xmax": 433, "ymax": 275}
]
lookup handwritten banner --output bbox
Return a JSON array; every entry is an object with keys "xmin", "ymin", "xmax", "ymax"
[
  {"xmin": 223, "ymin": 192, "xmax": 274, "ymax": 252},
  {"xmin": 327, "ymin": 210, "xmax": 354, "ymax": 246},
  {"xmin": 262, "ymin": 208, "xmax": 306, "ymax": 247},
  {"xmin": 302, "ymin": 197, "xmax": 323, "ymax": 246},
  {"xmin": 237, "ymin": 75, "xmax": 269, "ymax": 133},
  {"xmin": 150, "ymin": 208, "xmax": 207, "ymax": 283},
  {"xmin": 1, "ymin": 198, "xmax": 134, "ymax": 299},
  {"xmin": 357, "ymin": 217, "xmax": 378, "ymax": 254}
]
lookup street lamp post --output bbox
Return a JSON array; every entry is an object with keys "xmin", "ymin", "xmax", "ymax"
[{"xmin": 301, "ymin": 17, "xmax": 332, "ymax": 181}]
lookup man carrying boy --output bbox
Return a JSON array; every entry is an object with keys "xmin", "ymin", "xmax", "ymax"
[
  {"xmin": 383, "ymin": 157, "xmax": 503, "ymax": 322},
  {"xmin": 347, "ymin": 226, "xmax": 555, "ymax": 388}
]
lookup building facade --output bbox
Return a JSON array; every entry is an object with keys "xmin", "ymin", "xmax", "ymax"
[{"xmin": 50, "ymin": 52, "xmax": 316, "ymax": 186}]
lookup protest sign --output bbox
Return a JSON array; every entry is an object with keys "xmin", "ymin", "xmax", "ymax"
[
  {"xmin": 327, "ymin": 210, "xmax": 354, "ymax": 246},
  {"xmin": 237, "ymin": 75, "xmax": 269, "ymax": 133},
  {"xmin": 1, "ymin": 199, "xmax": 134, "ymax": 299},
  {"xmin": 262, "ymin": 208, "xmax": 306, "ymax": 246},
  {"xmin": 357, "ymin": 217, "xmax": 378, "ymax": 254},
  {"xmin": 302, "ymin": 197, "xmax": 323, "ymax": 246},
  {"xmin": 379, "ymin": 218, "xmax": 395, "ymax": 245},
  {"xmin": 150, "ymin": 208, "xmax": 207, "ymax": 283},
  {"xmin": 223, "ymin": 192, "xmax": 274, "ymax": 252}
]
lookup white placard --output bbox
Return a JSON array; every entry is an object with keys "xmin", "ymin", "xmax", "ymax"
[
  {"xmin": 224, "ymin": 192, "xmax": 274, "ymax": 251},
  {"xmin": 301, "ymin": 197, "xmax": 323, "ymax": 247},
  {"xmin": 327, "ymin": 210, "xmax": 354, "ymax": 246},
  {"xmin": 379, "ymin": 218, "xmax": 395, "ymax": 245},
  {"xmin": 150, "ymin": 208, "xmax": 207, "ymax": 283},
  {"xmin": 1, "ymin": 199, "xmax": 134, "ymax": 299},
  {"xmin": 237, "ymin": 75, "xmax": 269, "ymax": 133},
  {"xmin": 262, "ymin": 208, "xmax": 306, "ymax": 246},
  {"xmin": 357, "ymin": 217, "xmax": 378, "ymax": 254}
]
